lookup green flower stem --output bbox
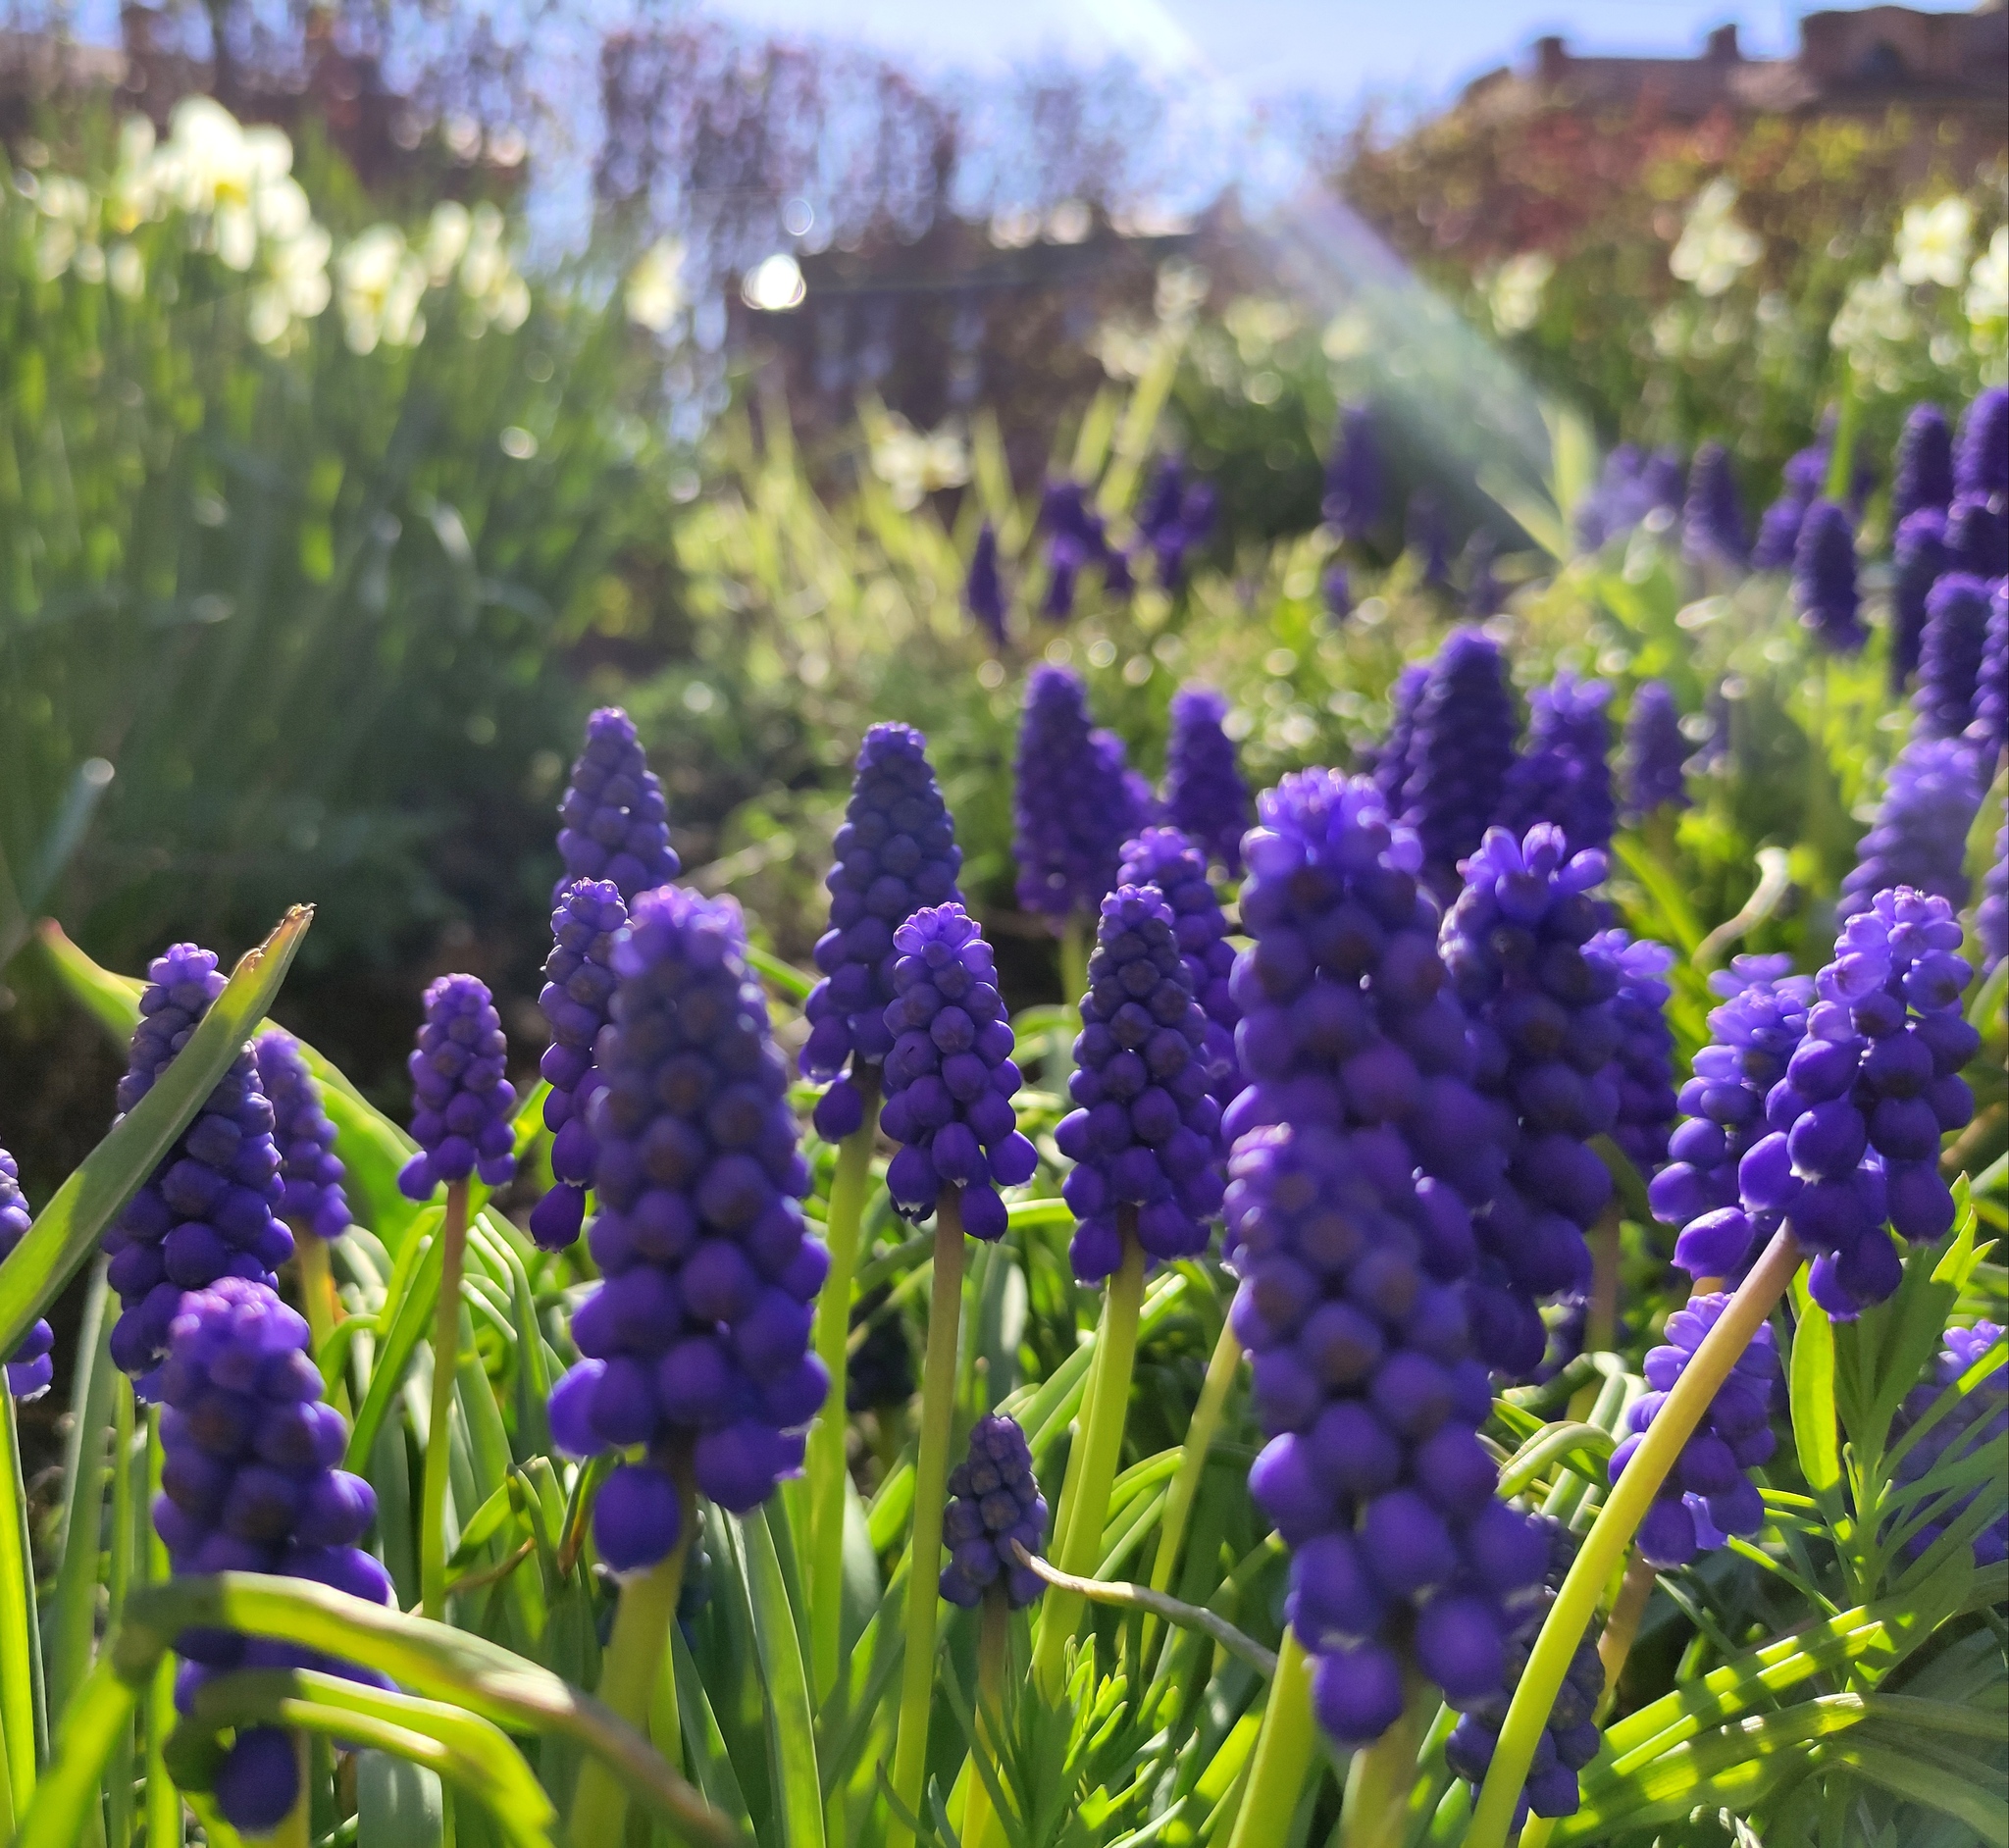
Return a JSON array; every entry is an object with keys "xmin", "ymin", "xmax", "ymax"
[
  {"xmin": 0, "ymin": 1393, "xmax": 33, "ymax": 1834},
  {"xmin": 1465, "ymin": 1228, "xmax": 1802, "ymax": 1848},
  {"xmin": 886, "ymin": 1192, "xmax": 969, "ymax": 1848},
  {"xmin": 959, "ymin": 1592, "xmax": 1013, "ymax": 1848},
  {"xmin": 1222, "ymin": 1630, "xmax": 1317, "ymax": 1848},
  {"xmin": 1059, "ymin": 915, "xmax": 1092, "ymax": 1023},
  {"xmin": 1339, "ymin": 1680, "xmax": 1428, "ymax": 1848},
  {"xmin": 294, "ymin": 1228, "xmax": 341, "ymax": 1363},
  {"xmin": 1032, "ymin": 1223, "xmax": 1147, "ymax": 1701},
  {"xmin": 420, "ymin": 1181, "xmax": 471, "ymax": 1624},
  {"xmin": 809, "ymin": 1067, "xmax": 883, "ymax": 1706},
  {"xmin": 1140, "ymin": 1319, "xmax": 1243, "ymax": 1668},
  {"xmin": 1594, "ymin": 1551, "xmax": 1659, "ymax": 1720},
  {"xmin": 569, "ymin": 1487, "xmax": 695, "ymax": 1848}
]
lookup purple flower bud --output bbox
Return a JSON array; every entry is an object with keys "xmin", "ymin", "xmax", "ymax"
[
  {"xmin": 1399, "ymin": 630, "xmax": 1520, "ymax": 898},
  {"xmin": 396, "ymin": 975, "xmax": 517, "ymax": 1203},
  {"xmin": 1623, "ymin": 681, "xmax": 1689, "ymax": 819},
  {"xmin": 1839, "ymin": 737, "xmax": 1986, "ymax": 923},
  {"xmin": 966, "ymin": 521, "xmax": 1006, "ymax": 648},
  {"xmin": 1792, "ymin": 500, "xmax": 1863, "ymax": 651},
  {"xmin": 1593, "ymin": 932, "xmax": 1677, "ymax": 1174},
  {"xmin": 1323, "ymin": 403, "xmax": 1383, "ymax": 542},
  {"xmin": 1119, "ymin": 827, "xmax": 1243, "ymax": 1108},
  {"xmin": 1500, "ymin": 672, "xmax": 1616, "ymax": 857},
  {"xmin": 1915, "ymin": 574, "xmax": 1993, "ymax": 742},
  {"xmin": 529, "ymin": 878, "xmax": 627, "ymax": 1251},
  {"xmin": 1889, "ymin": 1319, "xmax": 2006, "ymax": 1567},
  {"xmin": 1163, "ymin": 686, "xmax": 1251, "ymax": 878},
  {"xmin": 1, "ymin": 1150, "xmax": 52, "ymax": 1398},
  {"xmin": 1944, "ymin": 495, "xmax": 2008, "ymax": 580},
  {"xmin": 1577, "ymin": 443, "xmax": 1679, "ymax": 552},
  {"xmin": 1014, "ymin": 665, "xmax": 1148, "ymax": 919},
  {"xmin": 1954, "ymin": 385, "xmax": 2008, "ymax": 502},
  {"xmin": 1888, "ymin": 506, "xmax": 1950, "ymax": 686},
  {"xmin": 937, "ymin": 1412, "xmax": 1049, "ymax": 1608},
  {"xmin": 1892, "ymin": 402, "xmax": 1955, "ymax": 526},
  {"xmin": 554, "ymin": 706, "xmax": 679, "ymax": 902},
  {"xmin": 1969, "ymin": 580, "xmax": 2006, "ymax": 767},
  {"xmin": 1979, "ymin": 824, "xmax": 2006, "ymax": 979},
  {"xmin": 253, "ymin": 1032, "xmax": 349, "ymax": 1242},
  {"xmin": 1682, "ymin": 441, "xmax": 1747, "ymax": 567}
]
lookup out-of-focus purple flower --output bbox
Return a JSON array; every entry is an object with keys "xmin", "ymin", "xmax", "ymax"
[
  {"xmin": 1323, "ymin": 403, "xmax": 1383, "ymax": 542},
  {"xmin": 531, "ymin": 879, "xmax": 627, "ymax": 1251},
  {"xmin": 396, "ymin": 976, "xmax": 516, "ymax": 1202},
  {"xmin": 1623, "ymin": 681, "xmax": 1689, "ymax": 818},
  {"xmin": 966, "ymin": 521, "xmax": 1006, "ymax": 648},
  {"xmin": 1839, "ymin": 736, "xmax": 1987, "ymax": 921},
  {"xmin": 1892, "ymin": 403, "xmax": 1955, "ymax": 526},
  {"xmin": 1752, "ymin": 492, "xmax": 1810, "ymax": 572},
  {"xmin": 939, "ymin": 1412, "xmax": 1049, "ymax": 1607},
  {"xmin": 1944, "ymin": 494, "xmax": 2008, "ymax": 580},
  {"xmin": 1793, "ymin": 500, "xmax": 1864, "ymax": 651},
  {"xmin": 1163, "ymin": 685, "xmax": 1251, "ymax": 878},
  {"xmin": 555, "ymin": 707, "xmax": 679, "ymax": 902},
  {"xmin": 1914, "ymin": 574, "xmax": 1993, "ymax": 742},
  {"xmin": 1138, "ymin": 458, "xmax": 1216, "ymax": 590},
  {"xmin": 1682, "ymin": 441, "xmax": 1747, "ymax": 569},
  {"xmin": 1, "ymin": 1152, "xmax": 52, "ymax": 1398},
  {"xmin": 1889, "ymin": 507, "xmax": 1950, "ymax": 688},
  {"xmin": 1120, "ymin": 827, "xmax": 1242, "ymax": 1106},
  {"xmin": 1578, "ymin": 445, "xmax": 1681, "ymax": 552},
  {"xmin": 1955, "ymin": 386, "xmax": 2008, "ymax": 501},
  {"xmin": 1969, "ymin": 580, "xmax": 2007, "ymax": 766},
  {"xmin": 546, "ymin": 887, "xmax": 825, "ymax": 1560},
  {"xmin": 1399, "ymin": 630, "xmax": 1520, "ymax": 898},
  {"xmin": 1056, "ymin": 885, "xmax": 1224, "ymax": 1280},
  {"xmin": 1323, "ymin": 563, "xmax": 1353, "ymax": 623},
  {"xmin": 1014, "ymin": 664, "xmax": 1147, "ymax": 920},
  {"xmin": 877, "ymin": 904, "xmax": 1035, "ymax": 1243},
  {"xmin": 1980, "ymin": 824, "xmax": 2008, "ymax": 978},
  {"xmin": 1499, "ymin": 671, "xmax": 1616, "ymax": 857},
  {"xmin": 1888, "ymin": 1320, "xmax": 2006, "ymax": 1568},
  {"xmin": 1372, "ymin": 663, "xmax": 1429, "ymax": 823},
  {"xmin": 254, "ymin": 1031, "xmax": 349, "ymax": 1242},
  {"xmin": 1594, "ymin": 931, "xmax": 1677, "ymax": 1174},
  {"xmin": 1040, "ymin": 479, "xmax": 1129, "ymax": 616},
  {"xmin": 1408, "ymin": 490, "xmax": 1452, "ymax": 587}
]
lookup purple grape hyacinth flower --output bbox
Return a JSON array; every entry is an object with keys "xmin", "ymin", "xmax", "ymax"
[
  {"xmin": 939, "ymin": 1412, "xmax": 1050, "ymax": 1608},
  {"xmin": 1162, "ymin": 685, "xmax": 1251, "ymax": 879},
  {"xmin": 1945, "ymin": 494, "xmax": 2009, "ymax": 580},
  {"xmin": 545, "ymin": 887, "xmax": 827, "ymax": 1565},
  {"xmin": 1889, "ymin": 506, "xmax": 1950, "ymax": 687},
  {"xmin": 1980, "ymin": 824, "xmax": 2007, "ymax": 978},
  {"xmin": 1372, "ymin": 663, "xmax": 1429, "ymax": 824},
  {"xmin": 1499, "ymin": 671, "xmax": 1616, "ymax": 857},
  {"xmin": 1594, "ymin": 931, "xmax": 1678, "ymax": 1176},
  {"xmin": 531, "ymin": 879, "xmax": 627, "ymax": 1250},
  {"xmin": 1610, "ymin": 1293, "xmax": 1782, "ymax": 1567},
  {"xmin": 154, "ymin": 1276, "xmax": 392, "ymax": 1835},
  {"xmin": 1891, "ymin": 402, "xmax": 1955, "ymax": 526},
  {"xmin": 1838, "ymin": 736, "xmax": 1986, "ymax": 922},
  {"xmin": 1968, "ymin": 580, "xmax": 2007, "ymax": 766},
  {"xmin": 1398, "ymin": 629, "xmax": 1520, "ymax": 898},
  {"xmin": 1682, "ymin": 440, "xmax": 1747, "ymax": 568},
  {"xmin": 1792, "ymin": 500, "xmax": 1864, "ymax": 651},
  {"xmin": 2, "ymin": 1151, "xmax": 53, "ymax": 1398},
  {"xmin": 800, "ymin": 724, "xmax": 963, "ymax": 1145},
  {"xmin": 555, "ymin": 706, "xmax": 679, "ymax": 902},
  {"xmin": 1955, "ymin": 385, "xmax": 2008, "ymax": 501},
  {"xmin": 253, "ymin": 1033, "xmax": 349, "ymax": 1242},
  {"xmin": 877, "ymin": 903, "xmax": 1037, "ymax": 1243},
  {"xmin": 1138, "ymin": 457, "xmax": 1216, "ymax": 590},
  {"xmin": 1057, "ymin": 885, "xmax": 1225, "ymax": 1280},
  {"xmin": 1013, "ymin": 664, "xmax": 1147, "ymax": 921},
  {"xmin": 1623, "ymin": 680, "xmax": 1689, "ymax": 818},
  {"xmin": 106, "ymin": 945, "xmax": 289, "ymax": 1392},
  {"xmin": 1577, "ymin": 445, "xmax": 1680, "ymax": 552},
  {"xmin": 396, "ymin": 975, "xmax": 517, "ymax": 1202},
  {"xmin": 1889, "ymin": 1320, "xmax": 2007, "ymax": 1568},
  {"xmin": 1739, "ymin": 888, "xmax": 1978, "ymax": 1319},
  {"xmin": 1119, "ymin": 827, "xmax": 1242, "ymax": 1106},
  {"xmin": 1323, "ymin": 563, "xmax": 1353, "ymax": 623},
  {"xmin": 1323, "ymin": 402, "xmax": 1384, "ymax": 542},
  {"xmin": 1914, "ymin": 573, "xmax": 1994, "ymax": 742},
  {"xmin": 966, "ymin": 520, "xmax": 1006, "ymax": 648}
]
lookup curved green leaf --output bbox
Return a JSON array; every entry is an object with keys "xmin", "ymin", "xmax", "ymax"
[{"xmin": 736, "ymin": 1509, "xmax": 826, "ymax": 1848}]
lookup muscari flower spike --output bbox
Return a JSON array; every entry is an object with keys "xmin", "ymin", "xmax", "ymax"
[
  {"xmin": 546, "ymin": 887, "xmax": 827, "ymax": 1567},
  {"xmin": 1792, "ymin": 500, "xmax": 1864, "ymax": 651},
  {"xmin": 1681, "ymin": 440, "xmax": 1747, "ymax": 568},
  {"xmin": 154, "ymin": 1277, "xmax": 391, "ymax": 1835},
  {"xmin": 1889, "ymin": 506, "xmax": 1949, "ymax": 687},
  {"xmin": 1323, "ymin": 402, "xmax": 1383, "ymax": 542},
  {"xmin": 801, "ymin": 723, "xmax": 963, "ymax": 1143},
  {"xmin": 1954, "ymin": 385, "xmax": 2008, "ymax": 501},
  {"xmin": 531, "ymin": 879, "xmax": 627, "ymax": 1250},
  {"xmin": 253, "ymin": 1032, "xmax": 349, "ymax": 1241},
  {"xmin": 1914, "ymin": 573, "xmax": 1994, "ymax": 742},
  {"xmin": 1980, "ymin": 824, "xmax": 2008, "ymax": 978},
  {"xmin": 1398, "ymin": 628, "xmax": 1520, "ymax": 899},
  {"xmin": 1119, "ymin": 826, "xmax": 1242, "ymax": 1105},
  {"xmin": 555, "ymin": 706, "xmax": 680, "ymax": 902},
  {"xmin": 1891, "ymin": 401, "xmax": 1955, "ymax": 526},
  {"xmin": 105, "ymin": 945, "xmax": 289, "ymax": 1393},
  {"xmin": 966, "ymin": 520, "xmax": 1006, "ymax": 649},
  {"xmin": 1138, "ymin": 457, "xmax": 1216, "ymax": 590},
  {"xmin": 1651, "ymin": 955, "xmax": 1815, "ymax": 1287},
  {"xmin": 1323, "ymin": 562, "xmax": 1353, "ymax": 623},
  {"xmin": 1576, "ymin": 445, "xmax": 1680, "ymax": 552},
  {"xmin": 1499, "ymin": 670, "xmax": 1616, "ymax": 857},
  {"xmin": 1889, "ymin": 1320, "xmax": 2006, "ymax": 1567},
  {"xmin": 1162, "ymin": 684, "xmax": 1251, "ymax": 878},
  {"xmin": 2, "ymin": 1151, "xmax": 53, "ymax": 1398},
  {"xmin": 1945, "ymin": 494, "xmax": 2008, "ymax": 580},
  {"xmin": 396, "ymin": 975, "xmax": 517, "ymax": 1202},
  {"xmin": 939, "ymin": 1412, "xmax": 1050, "ymax": 1608},
  {"xmin": 1623, "ymin": 680, "xmax": 1689, "ymax": 818},
  {"xmin": 1838, "ymin": 735, "xmax": 1986, "ymax": 923},
  {"xmin": 1594, "ymin": 930, "xmax": 1678, "ymax": 1175},
  {"xmin": 1736, "ymin": 888, "xmax": 1978, "ymax": 1320},
  {"xmin": 1013, "ymin": 663, "xmax": 1147, "ymax": 920},
  {"xmin": 1969, "ymin": 580, "xmax": 2006, "ymax": 765},
  {"xmin": 1057, "ymin": 885, "xmax": 1225, "ymax": 1281},
  {"xmin": 877, "ymin": 903, "xmax": 1037, "ymax": 1242},
  {"xmin": 1611, "ymin": 1294, "xmax": 1783, "ymax": 1568},
  {"xmin": 1371, "ymin": 663, "xmax": 1429, "ymax": 824}
]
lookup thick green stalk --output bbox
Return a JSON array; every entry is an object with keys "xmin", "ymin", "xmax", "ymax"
[
  {"xmin": 1, "ymin": 1393, "xmax": 40, "ymax": 1817},
  {"xmin": 1465, "ymin": 1229, "xmax": 1802, "ymax": 1848},
  {"xmin": 886, "ymin": 1195, "xmax": 969, "ymax": 1848},
  {"xmin": 1339, "ymin": 1683, "xmax": 1427, "ymax": 1848},
  {"xmin": 1140, "ymin": 1320, "xmax": 1242, "ymax": 1668},
  {"xmin": 295, "ymin": 1229, "xmax": 340, "ymax": 1361},
  {"xmin": 1031, "ymin": 1226, "xmax": 1146, "ymax": 1700},
  {"xmin": 1059, "ymin": 914, "xmax": 1092, "ymax": 1021},
  {"xmin": 1222, "ymin": 1631, "xmax": 1317, "ymax": 1848},
  {"xmin": 959, "ymin": 1592, "xmax": 1013, "ymax": 1848},
  {"xmin": 809, "ymin": 1068, "xmax": 883, "ymax": 1706},
  {"xmin": 420, "ymin": 1182, "xmax": 470, "ymax": 1623}
]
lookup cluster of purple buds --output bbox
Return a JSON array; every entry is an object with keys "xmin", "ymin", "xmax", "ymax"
[
  {"xmin": 1228, "ymin": 1123, "xmax": 1546, "ymax": 1746},
  {"xmin": 1136, "ymin": 457, "xmax": 1216, "ymax": 591},
  {"xmin": 1, "ymin": 1151, "xmax": 52, "ymax": 1398},
  {"xmin": 1322, "ymin": 403, "xmax": 1384, "ymax": 542},
  {"xmin": 1981, "ymin": 824, "xmax": 2008, "ymax": 978},
  {"xmin": 1013, "ymin": 664, "xmax": 1148, "ymax": 920},
  {"xmin": 1652, "ymin": 956, "xmax": 1815, "ymax": 1287},
  {"xmin": 1575, "ymin": 444, "xmax": 1681, "ymax": 553},
  {"xmin": 1889, "ymin": 1321, "xmax": 2006, "ymax": 1568},
  {"xmin": 1322, "ymin": 562, "xmax": 1353, "ymax": 623},
  {"xmin": 1039, "ymin": 480, "xmax": 1129, "ymax": 619},
  {"xmin": 1891, "ymin": 402, "xmax": 1955, "ymax": 527},
  {"xmin": 1971, "ymin": 580, "xmax": 2006, "ymax": 764},
  {"xmin": 1792, "ymin": 501, "xmax": 1864, "ymax": 651},
  {"xmin": 1889, "ymin": 507, "xmax": 1949, "ymax": 687},
  {"xmin": 1752, "ymin": 432, "xmax": 1836, "ymax": 571},
  {"xmin": 1162, "ymin": 685, "xmax": 1251, "ymax": 878},
  {"xmin": 1838, "ymin": 735, "xmax": 1986, "ymax": 923},
  {"xmin": 395, "ymin": 975, "xmax": 517, "ymax": 1202},
  {"xmin": 1593, "ymin": 931, "xmax": 1678, "ymax": 1174},
  {"xmin": 878, "ymin": 903, "xmax": 1037, "ymax": 1242},
  {"xmin": 1737, "ymin": 888, "xmax": 1977, "ymax": 1319},
  {"xmin": 1398, "ymin": 629, "xmax": 1520, "ymax": 899},
  {"xmin": 1914, "ymin": 574, "xmax": 1993, "ymax": 742},
  {"xmin": 531, "ymin": 879, "xmax": 627, "ymax": 1250},
  {"xmin": 966, "ymin": 521, "xmax": 1007, "ymax": 649},
  {"xmin": 546, "ymin": 888, "xmax": 826, "ymax": 1568},
  {"xmin": 1118, "ymin": 827, "xmax": 1242, "ymax": 1105},
  {"xmin": 1681, "ymin": 441, "xmax": 1747, "ymax": 569},
  {"xmin": 1943, "ymin": 495, "xmax": 2007, "ymax": 580},
  {"xmin": 554, "ymin": 706, "xmax": 679, "ymax": 901},
  {"xmin": 1440, "ymin": 826, "xmax": 1626, "ymax": 1377},
  {"xmin": 939, "ymin": 1412, "xmax": 1049, "ymax": 1609},
  {"xmin": 106, "ymin": 945, "xmax": 289, "ymax": 1391},
  {"xmin": 1955, "ymin": 386, "xmax": 2008, "ymax": 500},
  {"xmin": 1056, "ymin": 886, "xmax": 1225, "ymax": 1281},
  {"xmin": 1623, "ymin": 680, "xmax": 1689, "ymax": 818},
  {"xmin": 253, "ymin": 1033, "xmax": 349, "ymax": 1241},
  {"xmin": 1611, "ymin": 1293, "xmax": 1781, "ymax": 1567},
  {"xmin": 1500, "ymin": 671, "xmax": 1616, "ymax": 857},
  {"xmin": 801, "ymin": 724, "xmax": 962, "ymax": 1142},
  {"xmin": 1371, "ymin": 663, "xmax": 1428, "ymax": 823},
  {"xmin": 154, "ymin": 1277, "xmax": 390, "ymax": 1835}
]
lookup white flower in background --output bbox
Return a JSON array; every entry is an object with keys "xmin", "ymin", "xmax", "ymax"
[
  {"xmin": 1894, "ymin": 195, "xmax": 1974, "ymax": 288},
  {"xmin": 31, "ymin": 173, "xmax": 91, "ymax": 281},
  {"xmin": 742, "ymin": 252, "xmax": 805, "ymax": 312},
  {"xmin": 249, "ymin": 222, "xmax": 334, "ymax": 345},
  {"xmin": 1967, "ymin": 225, "xmax": 2007, "ymax": 341},
  {"xmin": 1671, "ymin": 179, "xmax": 1763, "ymax": 296},
  {"xmin": 1829, "ymin": 265, "xmax": 1918, "ymax": 392},
  {"xmin": 108, "ymin": 241, "xmax": 146, "ymax": 299},
  {"xmin": 868, "ymin": 413, "xmax": 968, "ymax": 510},
  {"xmin": 1487, "ymin": 251, "xmax": 1554, "ymax": 334},
  {"xmin": 455, "ymin": 202, "xmax": 531, "ymax": 334},
  {"xmin": 337, "ymin": 224, "xmax": 430, "ymax": 353},
  {"xmin": 423, "ymin": 200, "xmax": 472, "ymax": 284},
  {"xmin": 625, "ymin": 237, "xmax": 686, "ymax": 333}
]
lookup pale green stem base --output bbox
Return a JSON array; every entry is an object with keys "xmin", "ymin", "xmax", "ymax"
[
  {"xmin": 1465, "ymin": 1229, "xmax": 1803, "ymax": 1848},
  {"xmin": 809, "ymin": 1070, "xmax": 883, "ymax": 1708},
  {"xmin": 959, "ymin": 1593, "xmax": 1013, "ymax": 1848},
  {"xmin": 1059, "ymin": 914, "xmax": 1092, "ymax": 1022},
  {"xmin": 1141, "ymin": 1321, "xmax": 1243, "ymax": 1669},
  {"xmin": 1223, "ymin": 1631, "xmax": 1317, "ymax": 1848},
  {"xmin": 421, "ymin": 1183, "xmax": 471, "ymax": 1623},
  {"xmin": 886, "ymin": 1196, "xmax": 969, "ymax": 1848},
  {"xmin": 1339, "ymin": 1684, "xmax": 1427, "ymax": 1848}
]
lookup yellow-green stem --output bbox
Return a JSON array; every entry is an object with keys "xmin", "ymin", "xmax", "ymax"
[
  {"xmin": 1059, "ymin": 914, "xmax": 1092, "ymax": 1020},
  {"xmin": 887, "ymin": 1195, "xmax": 969, "ymax": 1848},
  {"xmin": 1032, "ymin": 1225, "xmax": 1146, "ymax": 1701},
  {"xmin": 1222, "ymin": 1631, "xmax": 1318, "ymax": 1848},
  {"xmin": 1594, "ymin": 1551, "xmax": 1658, "ymax": 1720},
  {"xmin": 1339, "ymin": 1682, "xmax": 1428, "ymax": 1848},
  {"xmin": 1140, "ymin": 1320, "xmax": 1242, "ymax": 1668},
  {"xmin": 1568, "ymin": 1205, "xmax": 1624, "ymax": 1422},
  {"xmin": 0, "ymin": 1394, "xmax": 32, "ymax": 1831},
  {"xmin": 420, "ymin": 1182, "xmax": 470, "ymax": 1623},
  {"xmin": 809, "ymin": 1068, "xmax": 883, "ymax": 1706},
  {"xmin": 960, "ymin": 1593, "xmax": 1013, "ymax": 1848},
  {"xmin": 1466, "ymin": 1229, "xmax": 1802, "ymax": 1848}
]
